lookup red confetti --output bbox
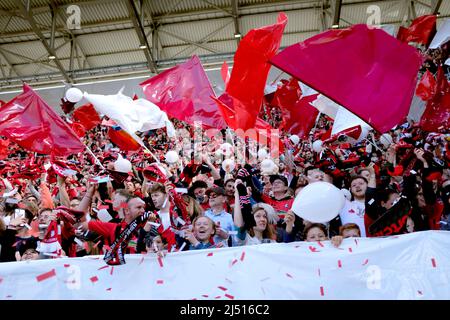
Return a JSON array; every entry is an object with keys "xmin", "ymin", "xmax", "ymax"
[
  {"xmin": 260, "ymin": 277, "xmax": 270, "ymax": 282},
  {"xmin": 348, "ymin": 247, "xmax": 353, "ymax": 253},
  {"xmin": 225, "ymin": 294, "xmax": 235, "ymax": 300},
  {"xmin": 218, "ymin": 286, "xmax": 228, "ymax": 291},
  {"xmin": 362, "ymin": 259, "xmax": 369, "ymax": 266},
  {"xmin": 431, "ymin": 258, "xmax": 437, "ymax": 268},
  {"xmin": 36, "ymin": 269, "xmax": 56, "ymax": 282},
  {"xmin": 98, "ymin": 265, "xmax": 109, "ymax": 271},
  {"xmin": 0, "ymin": 277, "xmax": 3, "ymax": 284},
  {"xmin": 139, "ymin": 256, "xmax": 145, "ymax": 265},
  {"xmin": 202, "ymin": 294, "xmax": 209, "ymax": 298},
  {"xmin": 309, "ymin": 246, "xmax": 319, "ymax": 252},
  {"xmin": 157, "ymin": 256, "xmax": 164, "ymax": 268},
  {"xmin": 106, "ymin": 288, "xmax": 112, "ymax": 291},
  {"xmin": 354, "ymin": 239, "xmax": 358, "ymax": 246},
  {"xmin": 338, "ymin": 260, "xmax": 342, "ymax": 268},
  {"xmin": 317, "ymin": 241, "xmax": 324, "ymax": 247},
  {"xmin": 156, "ymin": 280, "xmax": 164, "ymax": 285},
  {"xmin": 93, "ymin": 240, "xmax": 102, "ymax": 248},
  {"xmin": 6, "ymin": 295, "xmax": 12, "ymax": 298},
  {"xmin": 240, "ymin": 251, "xmax": 246, "ymax": 261},
  {"xmin": 110, "ymin": 267, "xmax": 114, "ymax": 275},
  {"xmin": 215, "ymin": 296, "xmax": 222, "ymax": 299},
  {"xmin": 231, "ymin": 259, "xmax": 238, "ymax": 267},
  {"xmin": 207, "ymin": 252, "xmax": 213, "ymax": 257},
  {"xmin": 286, "ymin": 273, "xmax": 293, "ymax": 278},
  {"xmin": 320, "ymin": 286, "xmax": 325, "ymax": 296},
  {"xmin": 90, "ymin": 276, "xmax": 99, "ymax": 283},
  {"xmin": 317, "ymin": 268, "xmax": 321, "ymax": 277},
  {"xmin": 417, "ymin": 290, "xmax": 423, "ymax": 295},
  {"xmin": 63, "ymin": 264, "xmax": 70, "ymax": 268}
]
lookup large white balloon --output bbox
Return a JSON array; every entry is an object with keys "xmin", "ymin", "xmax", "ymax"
[
  {"xmin": 114, "ymin": 154, "xmax": 132, "ymax": 173},
  {"xmin": 165, "ymin": 150, "xmax": 179, "ymax": 164},
  {"xmin": 379, "ymin": 133, "xmax": 393, "ymax": 148},
  {"xmin": 260, "ymin": 158, "xmax": 278, "ymax": 175},
  {"xmin": 312, "ymin": 140, "xmax": 323, "ymax": 153},
  {"xmin": 222, "ymin": 158, "xmax": 235, "ymax": 173},
  {"xmin": 220, "ymin": 143, "xmax": 234, "ymax": 157},
  {"xmin": 291, "ymin": 181, "xmax": 345, "ymax": 223},
  {"xmin": 65, "ymin": 87, "xmax": 84, "ymax": 103},
  {"xmin": 289, "ymin": 135, "xmax": 300, "ymax": 145},
  {"xmin": 257, "ymin": 148, "xmax": 268, "ymax": 160}
]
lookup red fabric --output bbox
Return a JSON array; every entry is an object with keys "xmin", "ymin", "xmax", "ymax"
[
  {"xmin": 140, "ymin": 55, "xmax": 226, "ymax": 130},
  {"xmin": 416, "ymin": 70, "xmax": 436, "ymax": 101},
  {"xmin": 221, "ymin": 61, "xmax": 230, "ymax": 87},
  {"xmin": 71, "ymin": 122, "xmax": 86, "ymax": 138},
  {"xmin": 108, "ymin": 127, "xmax": 140, "ymax": 151},
  {"xmin": 270, "ymin": 24, "xmax": 423, "ymax": 133},
  {"xmin": 72, "ymin": 103, "xmax": 101, "ymax": 131},
  {"xmin": 424, "ymin": 201, "xmax": 444, "ymax": 231},
  {"xmin": 397, "ymin": 14, "xmax": 437, "ymax": 46},
  {"xmin": 0, "ymin": 138, "xmax": 10, "ymax": 160},
  {"xmin": 420, "ymin": 67, "xmax": 450, "ymax": 132},
  {"xmin": 261, "ymin": 194, "xmax": 294, "ymax": 215},
  {"xmin": 222, "ymin": 13, "xmax": 287, "ymax": 131},
  {"xmin": 0, "ymin": 84, "xmax": 85, "ymax": 156}
]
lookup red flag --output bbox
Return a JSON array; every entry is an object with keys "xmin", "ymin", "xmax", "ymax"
[
  {"xmin": 222, "ymin": 13, "xmax": 287, "ymax": 131},
  {"xmin": 420, "ymin": 67, "xmax": 450, "ymax": 132},
  {"xmin": 71, "ymin": 122, "xmax": 86, "ymax": 138},
  {"xmin": 397, "ymin": 15, "xmax": 437, "ymax": 46},
  {"xmin": 72, "ymin": 103, "xmax": 101, "ymax": 131},
  {"xmin": 270, "ymin": 24, "xmax": 423, "ymax": 133},
  {"xmin": 221, "ymin": 61, "xmax": 230, "ymax": 87},
  {"xmin": 140, "ymin": 55, "xmax": 226, "ymax": 130},
  {"xmin": 416, "ymin": 70, "xmax": 437, "ymax": 101},
  {"xmin": 108, "ymin": 127, "xmax": 140, "ymax": 151},
  {"xmin": 0, "ymin": 84, "xmax": 85, "ymax": 156}
]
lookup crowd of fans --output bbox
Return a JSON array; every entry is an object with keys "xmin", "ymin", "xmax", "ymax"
[{"xmin": 0, "ymin": 105, "xmax": 448, "ymax": 263}]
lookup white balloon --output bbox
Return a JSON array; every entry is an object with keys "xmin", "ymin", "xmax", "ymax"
[
  {"xmin": 257, "ymin": 148, "xmax": 268, "ymax": 160},
  {"xmin": 222, "ymin": 158, "xmax": 235, "ymax": 173},
  {"xmin": 260, "ymin": 158, "xmax": 278, "ymax": 175},
  {"xmin": 114, "ymin": 154, "xmax": 132, "ymax": 173},
  {"xmin": 220, "ymin": 143, "xmax": 234, "ymax": 157},
  {"xmin": 289, "ymin": 135, "xmax": 300, "ymax": 145},
  {"xmin": 291, "ymin": 181, "xmax": 345, "ymax": 223},
  {"xmin": 312, "ymin": 140, "xmax": 323, "ymax": 153},
  {"xmin": 165, "ymin": 151, "xmax": 179, "ymax": 164},
  {"xmin": 379, "ymin": 133, "xmax": 393, "ymax": 148},
  {"xmin": 65, "ymin": 87, "xmax": 83, "ymax": 103},
  {"xmin": 341, "ymin": 188, "xmax": 352, "ymax": 201}
]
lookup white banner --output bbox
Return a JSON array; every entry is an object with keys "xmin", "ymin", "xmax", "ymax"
[{"xmin": 0, "ymin": 231, "xmax": 449, "ymax": 300}]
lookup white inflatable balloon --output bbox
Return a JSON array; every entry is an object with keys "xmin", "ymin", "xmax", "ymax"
[
  {"xmin": 312, "ymin": 140, "xmax": 323, "ymax": 153},
  {"xmin": 65, "ymin": 87, "xmax": 83, "ymax": 103},
  {"xmin": 379, "ymin": 133, "xmax": 393, "ymax": 148},
  {"xmin": 114, "ymin": 154, "xmax": 132, "ymax": 173},
  {"xmin": 341, "ymin": 188, "xmax": 352, "ymax": 201},
  {"xmin": 289, "ymin": 135, "xmax": 300, "ymax": 145},
  {"xmin": 220, "ymin": 143, "xmax": 234, "ymax": 157},
  {"xmin": 222, "ymin": 158, "xmax": 235, "ymax": 173},
  {"xmin": 165, "ymin": 151, "xmax": 179, "ymax": 164},
  {"xmin": 260, "ymin": 158, "xmax": 278, "ymax": 175},
  {"xmin": 291, "ymin": 181, "xmax": 345, "ymax": 223},
  {"xmin": 257, "ymin": 148, "xmax": 268, "ymax": 160}
]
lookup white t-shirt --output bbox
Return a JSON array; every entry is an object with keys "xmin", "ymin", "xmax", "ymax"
[
  {"xmin": 158, "ymin": 211, "xmax": 172, "ymax": 231},
  {"xmin": 339, "ymin": 199, "xmax": 366, "ymax": 237}
]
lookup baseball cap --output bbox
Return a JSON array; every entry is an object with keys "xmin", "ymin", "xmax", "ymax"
[{"xmin": 269, "ymin": 175, "xmax": 288, "ymax": 186}]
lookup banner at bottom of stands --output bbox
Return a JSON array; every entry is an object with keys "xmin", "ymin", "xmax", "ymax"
[{"xmin": 0, "ymin": 231, "xmax": 449, "ymax": 299}]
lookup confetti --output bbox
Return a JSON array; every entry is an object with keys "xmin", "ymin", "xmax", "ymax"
[
  {"xmin": 286, "ymin": 273, "xmax": 293, "ymax": 278},
  {"xmin": 202, "ymin": 294, "xmax": 209, "ymax": 298},
  {"xmin": 90, "ymin": 276, "xmax": 99, "ymax": 283},
  {"xmin": 110, "ymin": 267, "xmax": 114, "ymax": 275},
  {"xmin": 362, "ymin": 259, "xmax": 369, "ymax": 266},
  {"xmin": 156, "ymin": 280, "xmax": 164, "ymax": 285},
  {"xmin": 368, "ymin": 198, "xmax": 375, "ymax": 205},
  {"xmin": 106, "ymin": 288, "xmax": 112, "ymax": 291},
  {"xmin": 417, "ymin": 290, "xmax": 423, "ymax": 295},
  {"xmin": 338, "ymin": 260, "xmax": 342, "ymax": 268},
  {"xmin": 6, "ymin": 295, "xmax": 12, "ymax": 298},
  {"xmin": 218, "ymin": 286, "xmax": 228, "ymax": 291},
  {"xmin": 317, "ymin": 268, "xmax": 321, "ymax": 277},
  {"xmin": 139, "ymin": 256, "xmax": 145, "ymax": 265},
  {"xmin": 348, "ymin": 247, "xmax": 353, "ymax": 253},
  {"xmin": 240, "ymin": 251, "xmax": 246, "ymax": 261},
  {"xmin": 231, "ymin": 259, "xmax": 238, "ymax": 267},
  {"xmin": 63, "ymin": 264, "xmax": 70, "ymax": 268},
  {"xmin": 260, "ymin": 277, "xmax": 270, "ymax": 282},
  {"xmin": 157, "ymin": 256, "xmax": 164, "ymax": 268},
  {"xmin": 36, "ymin": 269, "xmax": 56, "ymax": 282},
  {"xmin": 224, "ymin": 294, "xmax": 235, "ymax": 300},
  {"xmin": 98, "ymin": 265, "xmax": 109, "ymax": 271},
  {"xmin": 320, "ymin": 286, "xmax": 325, "ymax": 296},
  {"xmin": 317, "ymin": 241, "xmax": 324, "ymax": 247},
  {"xmin": 215, "ymin": 296, "xmax": 222, "ymax": 299},
  {"xmin": 431, "ymin": 258, "xmax": 437, "ymax": 268},
  {"xmin": 354, "ymin": 239, "xmax": 358, "ymax": 246},
  {"xmin": 207, "ymin": 252, "xmax": 213, "ymax": 257},
  {"xmin": 225, "ymin": 278, "xmax": 233, "ymax": 284},
  {"xmin": 309, "ymin": 246, "xmax": 319, "ymax": 253},
  {"xmin": 0, "ymin": 277, "xmax": 3, "ymax": 284},
  {"xmin": 93, "ymin": 240, "xmax": 102, "ymax": 248}
]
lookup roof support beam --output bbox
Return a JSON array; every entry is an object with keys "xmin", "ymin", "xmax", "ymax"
[
  {"xmin": 0, "ymin": 47, "xmax": 59, "ymax": 72},
  {"xmin": 231, "ymin": 0, "xmax": 241, "ymax": 44},
  {"xmin": 17, "ymin": 0, "xmax": 71, "ymax": 82},
  {"xmin": 0, "ymin": 50, "xmax": 20, "ymax": 78},
  {"xmin": 331, "ymin": 0, "xmax": 342, "ymax": 27},
  {"xmin": 158, "ymin": 29, "xmax": 220, "ymax": 53},
  {"xmin": 431, "ymin": 0, "xmax": 443, "ymax": 14},
  {"xmin": 126, "ymin": 0, "xmax": 157, "ymax": 73}
]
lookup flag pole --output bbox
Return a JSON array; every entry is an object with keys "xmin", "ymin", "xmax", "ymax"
[{"xmin": 84, "ymin": 145, "xmax": 107, "ymax": 170}]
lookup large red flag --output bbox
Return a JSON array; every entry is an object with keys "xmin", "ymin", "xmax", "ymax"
[
  {"xmin": 220, "ymin": 12, "xmax": 287, "ymax": 131},
  {"xmin": 420, "ymin": 67, "xmax": 450, "ymax": 132},
  {"xmin": 270, "ymin": 24, "xmax": 423, "ymax": 133},
  {"xmin": 416, "ymin": 70, "xmax": 437, "ymax": 101},
  {"xmin": 108, "ymin": 127, "xmax": 140, "ymax": 151},
  {"xmin": 140, "ymin": 55, "xmax": 226, "ymax": 130},
  {"xmin": 0, "ymin": 84, "xmax": 85, "ymax": 156},
  {"xmin": 397, "ymin": 15, "xmax": 437, "ymax": 47},
  {"xmin": 72, "ymin": 103, "xmax": 101, "ymax": 131},
  {"xmin": 268, "ymin": 78, "xmax": 319, "ymax": 138}
]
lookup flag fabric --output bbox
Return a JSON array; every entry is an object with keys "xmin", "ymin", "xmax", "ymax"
[
  {"xmin": 83, "ymin": 89, "xmax": 176, "ymax": 138},
  {"xmin": 420, "ymin": 67, "xmax": 450, "ymax": 132},
  {"xmin": 140, "ymin": 55, "xmax": 226, "ymax": 130},
  {"xmin": 0, "ymin": 84, "xmax": 85, "ymax": 156},
  {"xmin": 221, "ymin": 61, "xmax": 230, "ymax": 87},
  {"xmin": 220, "ymin": 13, "xmax": 287, "ymax": 131},
  {"xmin": 429, "ymin": 18, "xmax": 450, "ymax": 49},
  {"xmin": 108, "ymin": 126, "xmax": 140, "ymax": 151},
  {"xmin": 397, "ymin": 14, "xmax": 437, "ymax": 47},
  {"xmin": 270, "ymin": 24, "xmax": 423, "ymax": 133},
  {"xmin": 72, "ymin": 103, "xmax": 101, "ymax": 131},
  {"xmin": 331, "ymin": 106, "xmax": 371, "ymax": 138}
]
